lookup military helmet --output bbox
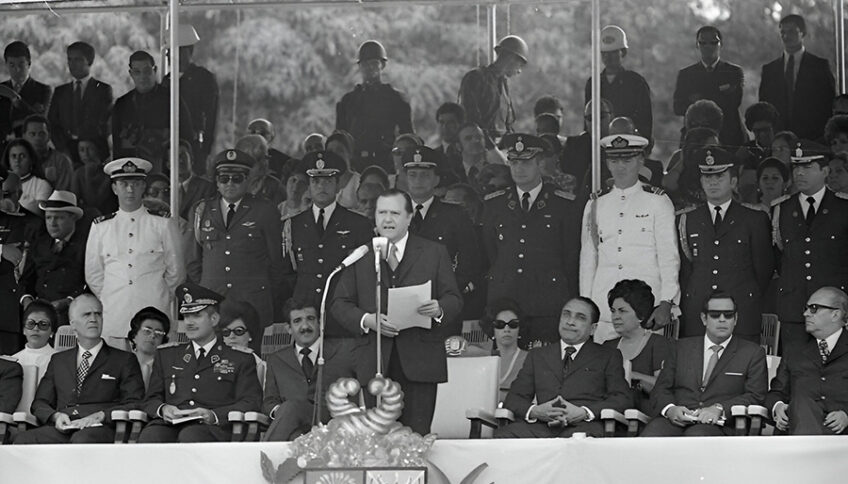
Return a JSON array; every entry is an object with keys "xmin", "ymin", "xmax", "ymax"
[
  {"xmin": 357, "ymin": 40, "xmax": 388, "ymax": 63},
  {"xmin": 600, "ymin": 25, "xmax": 628, "ymax": 52},
  {"xmin": 495, "ymin": 35, "xmax": 529, "ymax": 63}
]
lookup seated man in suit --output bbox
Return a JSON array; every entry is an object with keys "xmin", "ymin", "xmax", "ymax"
[
  {"xmin": 138, "ymin": 282, "xmax": 262, "ymax": 443},
  {"xmin": 767, "ymin": 286, "xmax": 848, "ymax": 435},
  {"xmin": 0, "ymin": 356, "xmax": 23, "ymax": 414},
  {"xmin": 641, "ymin": 291, "xmax": 768, "ymax": 436},
  {"xmin": 262, "ymin": 297, "xmax": 357, "ymax": 441},
  {"xmin": 14, "ymin": 294, "xmax": 145, "ymax": 444},
  {"xmin": 494, "ymin": 297, "xmax": 631, "ymax": 438}
]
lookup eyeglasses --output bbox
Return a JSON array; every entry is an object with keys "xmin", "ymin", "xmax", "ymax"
[
  {"xmin": 493, "ymin": 319, "xmax": 520, "ymax": 329},
  {"xmin": 216, "ymin": 174, "xmax": 246, "ymax": 185},
  {"xmin": 697, "ymin": 40, "xmax": 720, "ymax": 46},
  {"xmin": 222, "ymin": 327, "xmax": 248, "ymax": 337},
  {"xmin": 24, "ymin": 320, "xmax": 52, "ymax": 331},
  {"xmin": 706, "ymin": 310, "xmax": 736, "ymax": 319},
  {"xmin": 805, "ymin": 303, "xmax": 840, "ymax": 314},
  {"xmin": 139, "ymin": 327, "xmax": 166, "ymax": 338}
]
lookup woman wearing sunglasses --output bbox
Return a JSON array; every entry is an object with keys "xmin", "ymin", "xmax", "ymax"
[
  {"xmin": 604, "ymin": 279, "xmax": 672, "ymax": 415},
  {"xmin": 13, "ymin": 299, "xmax": 59, "ymax": 382},
  {"xmin": 479, "ymin": 298, "xmax": 527, "ymax": 403},
  {"xmin": 219, "ymin": 299, "xmax": 266, "ymax": 387},
  {"xmin": 127, "ymin": 307, "xmax": 170, "ymax": 391}
]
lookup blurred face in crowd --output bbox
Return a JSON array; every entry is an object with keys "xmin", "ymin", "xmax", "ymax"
[
  {"xmin": 145, "ymin": 179, "xmax": 171, "ymax": 205},
  {"xmin": 507, "ymin": 156, "xmax": 543, "ymax": 191},
  {"xmin": 248, "ymin": 119, "xmax": 274, "ymax": 143},
  {"xmin": 0, "ymin": 176, "xmax": 21, "ymax": 212},
  {"xmin": 166, "ymin": 143, "xmax": 193, "ymax": 183},
  {"xmin": 827, "ymin": 158, "xmax": 848, "ymax": 193},
  {"xmin": 492, "ymin": 309, "xmax": 520, "ymax": 350},
  {"xmin": 375, "ymin": 193, "xmax": 412, "ymax": 242},
  {"xmin": 391, "ymin": 138, "xmax": 421, "ymax": 170},
  {"xmin": 405, "ymin": 167, "xmax": 439, "ymax": 201},
  {"xmin": 45, "ymin": 211, "xmax": 76, "ymax": 240},
  {"xmin": 697, "ymin": 29, "xmax": 721, "ymax": 65},
  {"xmin": 5, "ymin": 56, "xmax": 30, "ymax": 86},
  {"xmin": 78, "ymin": 141, "xmax": 102, "ymax": 166},
  {"xmin": 779, "ymin": 21, "xmax": 804, "ymax": 53},
  {"xmin": 701, "ymin": 297, "xmax": 737, "ymax": 344},
  {"xmin": 559, "ymin": 299, "xmax": 596, "ymax": 345},
  {"xmin": 67, "ymin": 49, "xmax": 91, "ymax": 80},
  {"xmin": 701, "ymin": 170, "xmax": 736, "ymax": 204},
  {"xmin": 112, "ymin": 178, "xmax": 146, "ymax": 211},
  {"xmin": 793, "ymin": 162, "xmax": 828, "ymax": 195},
  {"xmin": 610, "ymin": 298, "xmax": 642, "ymax": 337},
  {"xmin": 751, "ymin": 121, "xmax": 774, "ymax": 148},
  {"xmin": 303, "ymin": 134, "xmax": 325, "ymax": 154},
  {"xmin": 309, "ymin": 175, "xmax": 339, "ymax": 209},
  {"xmin": 830, "ymin": 133, "xmax": 848, "ymax": 156},
  {"xmin": 23, "ymin": 310, "xmax": 54, "ymax": 349},
  {"xmin": 23, "ymin": 121, "xmax": 50, "ymax": 152},
  {"xmin": 803, "ymin": 288, "xmax": 846, "ymax": 340},
  {"xmin": 601, "ymin": 49, "xmax": 624, "ymax": 72},
  {"xmin": 133, "ymin": 319, "xmax": 166, "ymax": 356},
  {"xmin": 7, "ymin": 145, "xmax": 32, "ymax": 177},
  {"xmin": 771, "ymin": 138, "xmax": 793, "ymax": 165},
  {"xmin": 759, "ymin": 166, "xmax": 787, "ymax": 202},
  {"xmin": 129, "ymin": 58, "xmax": 157, "ymax": 94},
  {"xmin": 458, "ymin": 125, "xmax": 487, "ymax": 159},
  {"xmin": 498, "ymin": 52, "xmax": 525, "ymax": 78},
  {"xmin": 286, "ymin": 172, "xmax": 309, "ymax": 207},
  {"xmin": 355, "ymin": 182, "xmax": 382, "ymax": 220},
  {"xmin": 607, "ymin": 154, "xmax": 643, "ymax": 189},
  {"xmin": 584, "ymin": 103, "xmax": 613, "ymax": 136},
  {"xmin": 437, "ymin": 112, "xmax": 462, "ymax": 144},
  {"xmin": 223, "ymin": 318, "xmax": 251, "ymax": 350},
  {"xmin": 183, "ymin": 307, "xmax": 219, "ymax": 345},
  {"xmin": 358, "ymin": 59, "xmax": 383, "ymax": 84},
  {"xmin": 216, "ymin": 170, "xmax": 249, "ymax": 203},
  {"xmin": 287, "ymin": 307, "xmax": 320, "ymax": 348},
  {"xmin": 70, "ymin": 295, "xmax": 103, "ymax": 343}
]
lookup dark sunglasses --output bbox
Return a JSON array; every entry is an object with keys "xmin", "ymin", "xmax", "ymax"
[
  {"xmin": 216, "ymin": 174, "xmax": 246, "ymax": 185},
  {"xmin": 222, "ymin": 327, "xmax": 248, "ymax": 337},
  {"xmin": 24, "ymin": 320, "xmax": 52, "ymax": 331},
  {"xmin": 493, "ymin": 319, "xmax": 520, "ymax": 329},
  {"xmin": 805, "ymin": 303, "xmax": 840, "ymax": 314},
  {"xmin": 706, "ymin": 310, "xmax": 736, "ymax": 319}
]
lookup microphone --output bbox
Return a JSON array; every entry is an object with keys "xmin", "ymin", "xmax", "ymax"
[
  {"xmin": 372, "ymin": 236, "xmax": 388, "ymax": 271},
  {"xmin": 336, "ymin": 244, "xmax": 369, "ymax": 270}
]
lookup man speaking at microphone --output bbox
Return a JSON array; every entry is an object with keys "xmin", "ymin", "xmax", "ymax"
[{"xmin": 331, "ymin": 188, "xmax": 463, "ymax": 435}]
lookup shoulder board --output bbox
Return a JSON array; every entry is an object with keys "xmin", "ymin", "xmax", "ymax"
[
  {"xmin": 836, "ymin": 192, "xmax": 848, "ymax": 200},
  {"xmin": 675, "ymin": 205, "xmax": 697, "ymax": 216},
  {"xmin": 147, "ymin": 208, "xmax": 170, "ymax": 217},
  {"xmin": 228, "ymin": 346, "xmax": 254, "ymax": 354},
  {"xmin": 0, "ymin": 355, "xmax": 18, "ymax": 362},
  {"xmin": 642, "ymin": 184, "xmax": 666, "ymax": 196},
  {"xmin": 93, "ymin": 212, "xmax": 117, "ymax": 224},
  {"xmin": 157, "ymin": 341, "xmax": 182, "ymax": 349},
  {"xmin": 741, "ymin": 202, "xmax": 768, "ymax": 213},
  {"xmin": 483, "ymin": 189, "xmax": 507, "ymax": 201},
  {"xmin": 770, "ymin": 194, "xmax": 791, "ymax": 207},
  {"xmin": 282, "ymin": 206, "xmax": 308, "ymax": 221},
  {"xmin": 553, "ymin": 189, "xmax": 575, "ymax": 201}
]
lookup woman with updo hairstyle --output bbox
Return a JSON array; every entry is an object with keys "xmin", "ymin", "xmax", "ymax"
[
  {"xmin": 603, "ymin": 279, "xmax": 673, "ymax": 415},
  {"xmin": 755, "ymin": 157, "xmax": 791, "ymax": 211},
  {"xmin": 13, "ymin": 299, "xmax": 59, "ymax": 382},
  {"xmin": 478, "ymin": 297, "xmax": 528, "ymax": 403},
  {"xmin": 127, "ymin": 306, "xmax": 170, "ymax": 390}
]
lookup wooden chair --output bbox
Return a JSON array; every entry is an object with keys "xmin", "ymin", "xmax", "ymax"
[
  {"xmin": 461, "ymin": 320, "xmax": 489, "ymax": 345},
  {"xmin": 55, "ymin": 325, "xmax": 77, "ymax": 352},
  {"xmin": 261, "ymin": 323, "xmax": 291, "ymax": 359},
  {"xmin": 761, "ymin": 313, "xmax": 780, "ymax": 356},
  {"xmin": 431, "ymin": 355, "xmax": 504, "ymax": 439}
]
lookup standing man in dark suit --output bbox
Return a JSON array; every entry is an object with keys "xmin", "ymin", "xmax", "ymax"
[
  {"xmin": 767, "ymin": 287, "xmax": 848, "ymax": 435},
  {"xmin": 138, "ymin": 283, "xmax": 262, "ymax": 443},
  {"xmin": 771, "ymin": 143, "xmax": 848, "ymax": 351},
  {"xmin": 641, "ymin": 292, "xmax": 768, "ymax": 436},
  {"xmin": 434, "ymin": 102, "xmax": 465, "ymax": 181},
  {"xmin": 47, "ymin": 42, "xmax": 113, "ymax": 161},
  {"xmin": 14, "ymin": 294, "xmax": 145, "ymax": 444},
  {"xmin": 677, "ymin": 148, "xmax": 774, "ymax": 341},
  {"xmin": 673, "ymin": 26, "xmax": 746, "ymax": 148},
  {"xmin": 0, "ymin": 41, "xmax": 51, "ymax": 143},
  {"xmin": 482, "ymin": 134, "xmax": 582, "ymax": 347},
  {"xmin": 330, "ymin": 189, "xmax": 463, "ymax": 435},
  {"xmin": 494, "ymin": 297, "xmax": 631, "ymax": 438},
  {"xmin": 759, "ymin": 14, "xmax": 835, "ymax": 141},
  {"xmin": 263, "ymin": 298, "xmax": 357, "ymax": 441},
  {"xmin": 188, "ymin": 149, "xmax": 287, "ymax": 345}
]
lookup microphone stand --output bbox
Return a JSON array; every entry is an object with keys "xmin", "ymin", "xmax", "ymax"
[
  {"xmin": 374, "ymin": 245, "xmax": 384, "ymax": 380},
  {"xmin": 311, "ymin": 264, "xmax": 345, "ymax": 427}
]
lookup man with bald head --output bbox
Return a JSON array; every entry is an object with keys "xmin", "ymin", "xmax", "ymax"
[
  {"xmin": 767, "ymin": 286, "xmax": 848, "ymax": 434},
  {"xmin": 15, "ymin": 294, "xmax": 144, "ymax": 443},
  {"xmin": 247, "ymin": 118, "xmax": 294, "ymax": 181}
]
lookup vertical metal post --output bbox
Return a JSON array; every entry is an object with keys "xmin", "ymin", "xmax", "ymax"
[
  {"xmin": 233, "ymin": 9, "xmax": 241, "ymax": 141},
  {"xmin": 590, "ymin": 0, "xmax": 601, "ymax": 193},
  {"xmin": 837, "ymin": 0, "xmax": 846, "ymax": 93},
  {"xmin": 159, "ymin": 12, "xmax": 167, "ymax": 83},
  {"xmin": 487, "ymin": 4, "xmax": 497, "ymax": 65},
  {"xmin": 168, "ymin": 0, "xmax": 180, "ymax": 215}
]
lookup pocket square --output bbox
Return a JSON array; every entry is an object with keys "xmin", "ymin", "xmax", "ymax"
[
  {"xmin": 724, "ymin": 372, "xmax": 743, "ymax": 376},
  {"xmin": 101, "ymin": 374, "xmax": 116, "ymax": 380}
]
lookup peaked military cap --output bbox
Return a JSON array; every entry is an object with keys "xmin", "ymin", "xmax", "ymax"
[
  {"xmin": 213, "ymin": 149, "xmax": 255, "ymax": 173},
  {"xmin": 177, "ymin": 282, "xmax": 223, "ymax": 314},
  {"xmin": 600, "ymin": 134, "xmax": 648, "ymax": 158},
  {"xmin": 696, "ymin": 146, "xmax": 735, "ymax": 174},
  {"xmin": 299, "ymin": 150, "xmax": 345, "ymax": 177},
  {"xmin": 104, "ymin": 157, "xmax": 152, "ymax": 179},
  {"xmin": 790, "ymin": 140, "xmax": 828, "ymax": 165},
  {"xmin": 502, "ymin": 133, "xmax": 549, "ymax": 161}
]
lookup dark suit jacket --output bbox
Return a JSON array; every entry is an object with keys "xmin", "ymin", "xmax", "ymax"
[
  {"xmin": 673, "ymin": 60, "xmax": 746, "ymax": 147},
  {"xmin": 0, "ymin": 358, "xmax": 23, "ymax": 413},
  {"xmin": 759, "ymin": 51, "xmax": 835, "ymax": 140},
  {"xmin": 330, "ymin": 233, "xmax": 463, "ymax": 383},
  {"xmin": 503, "ymin": 341, "xmax": 631, "ymax": 419},
  {"xmin": 20, "ymin": 227, "xmax": 87, "ymax": 302},
  {"xmin": 0, "ymin": 78, "xmax": 52, "ymax": 140},
  {"xmin": 262, "ymin": 339, "xmax": 357, "ymax": 419},
  {"xmin": 47, "ymin": 78, "xmax": 113, "ymax": 154},
  {"xmin": 651, "ymin": 336, "xmax": 768, "ymax": 416},
  {"xmin": 0, "ymin": 211, "xmax": 44, "ymax": 334},
  {"xmin": 766, "ymin": 330, "xmax": 848, "ymax": 420},
  {"xmin": 31, "ymin": 342, "xmax": 144, "ymax": 424},
  {"xmin": 163, "ymin": 63, "xmax": 219, "ymax": 163}
]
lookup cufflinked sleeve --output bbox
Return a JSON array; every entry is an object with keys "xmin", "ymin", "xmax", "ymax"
[{"xmin": 654, "ymin": 194, "xmax": 681, "ymax": 304}]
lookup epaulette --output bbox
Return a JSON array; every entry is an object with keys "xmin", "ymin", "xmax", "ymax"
[
  {"xmin": 675, "ymin": 205, "xmax": 697, "ymax": 216},
  {"xmin": 553, "ymin": 189, "xmax": 576, "ymax": 201},
  {"xmin": 147, "ymin": 208, "xmax": 170, "ymax": 217},
  {"xmin": 93, "ymin": 212, "xmax": 117, "ymax": 224},
  {"xmin": 741, "ymin": 202, "xmax": 769, "ymax": 213},
  {"xmin": 642, "ymin": 184, "xmax": 666, "ymax": 196},
  {"xmin": 770, "ymin": 194, "xmax": 791, "ymax": 207},
  {"xmin": 483, "ymin": 189, "xmax": 507, "ymax": 201},
  {"xmin": 157, "ymin": 341, "xmax": 182, "ymax": 349},
  {"xmin": 836, "ymin": 191, "xmax": 848, "ymax": 200},
  {"xmin": 0, "ymin": 355, "xmax": 18, "ymax": 362}
]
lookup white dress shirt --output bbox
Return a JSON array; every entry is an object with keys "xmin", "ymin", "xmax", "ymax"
[
  {"xmin": 517, "ymin": 182, "xmax": 544, "ymax": 210},
  {"xmin": 798, "ymin": 186, "xmax": 826, "ymax": 214},
  {"xmin": 77, "ymin": 340, "xmax": 104, "ymax": 367},
  {"xmin": 192, "ymin": 338, "xmax": 217, "ymax": 359},
  {"xmin": 312, "ymin": 201, "xmax": 336, "ymax": 229},
  {"xmin": 412, "ymin": 196, "xmax": 435, "ymax": 219},
  {"xmin": 707, "ymin": 200, "xmax": 732, "ymax": 224}
]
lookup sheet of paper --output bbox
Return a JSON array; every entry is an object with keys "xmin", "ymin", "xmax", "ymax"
[
  {"xmin": 167, "ymin": 414, "xmax": 205, "ymax": 425},
  {"xmin": 387, "ymin": 280, "xmax": 432, "ymax": 331}
]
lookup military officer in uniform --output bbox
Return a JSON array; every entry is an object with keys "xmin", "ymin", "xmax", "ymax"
[
  {"xmin": 580, "ymin": 134, "xmax": 680, "ymax": 343},
  {"xmin": 84, "ymin": 158, "xmax": 184, "ymax": 347},
  {"xmin": 336, "ymin": 40, "xmax": 413, "ymax": 174},
  {"xmin": 282, "ymin": 150, "xmax": 372, "ymax": 332},
  {"xmin": 677, "ymin": 148, "xmax": 774, "ymax": 341},
  {"xmin": 771, "ymin": 142, "xmax": 848, "ymax": 351},
  {"xmin": 138, "ymin": 283, "xmax": 262, "ymax": 443},
  {"xmin": 481, "ymin": 134, "xmax": 582, "ymax": 346},
  {"xmin": 403, "ymin": 146, "xmax": 485, "ymax": 319},
  {"xmin": 188, "ymin": 149, "xmax": 287, "ymax": 347}
]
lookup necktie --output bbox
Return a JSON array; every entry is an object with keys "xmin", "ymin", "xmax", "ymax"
[
  {"xmin": 197, "ymin": 347, "xmax": 206, "ymax": 361},
  {"xmin": 818, "ymin": 339, "xmax": 830, "ymax": 365},
  {"xmin": 521, "ymin": 192, "xmax": 531, "ymax": 212},
  {"xmin": 387, "ymin": 243, "xmax": 400, "ymax": 271},
  {"xmin": 785, "ymin": 53, "xmax": 795, "ymax": 109},
  {"xmin": 713, "ymin": 205, "xmax": 723, "ymax": 232},
  {"xmin": 300, "ymin": 347, "xmax": 314, "ymax": 380},
  {"xmin": 76, "ymin": 350, "xmax": 92, "ymax": 393},
  {"xmin": 412, "ymin": 204, "xmax": 424, "ymax": 231},
  {"xmin": 226, "ymin": 203, "xmax": 236, "ymax": 228},
  {"xmin": 702, "ymin": 344, "xmax": 722, "ymax": 387},
  {"xmin": 562, "ymin": 346, "xmax": 576, "ymax": 372},
  {"xmin": 52, "ymin": 238, "xmax": 65, "ymax": 254},
  {"xmin": 805, "ymin": 196, "xmax": 816, "ymax": 226},
  {"xmin": 316, "ymin": 208, "xmax": 325, "ymax": 237}
]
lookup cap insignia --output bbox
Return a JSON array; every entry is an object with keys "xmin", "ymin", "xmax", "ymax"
[
  {"xmin": 413, "ymin": 152, "xmax": 422, "ymax": 163},
  {"xmin": 705, "ymin": 150, "xmax": 715, "ymax": 166},
  {"xmin": 316, "ymin": 159, "xmax": 325, "ymax": 170},
  {"xmin": 795, "ymin": 144, "xmax": 803, "ymax": 158},
  {"xmin": 226, "ymin": 150, "xmax": 237, "ymax": 161},
  {"xmin": 610, "ymin": 136, "xmax": 628, "ymax": 149},
  {"xmin": 184, "ymin": 293, "xmax": 192, "ymax": 303},
  {"xmin": 122, "ymin": 161, "xmax": 137, "ymax": 173}
]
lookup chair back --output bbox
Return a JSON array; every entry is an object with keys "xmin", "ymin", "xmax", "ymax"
[
  {"xmin": 462, "ymin": 320, "xmax": 489, "ymax": 345},
  {"xmin": 766, "ymin": 355, "xmax": 781, "ymax": 390},
  {"xmin": 55, "ymin": 325, "xmax": 77, "ymax": 352},
  {"xmin": 661, "ymin": 318, "xmax": 680, "ymax": 340},
  {"xmin": 760, "ymin": 314, "xmax": 780, "ymax": 356},
  {"xmin": 14, "ymin": 365, "xmax": 39, "ymax": 415},
  {"xmin": 261, "ymin": 323, "xmax": 291, "ymax": 359},
  {"xmin": 432, "ymin": 356, "xmax": 499, "ymax": 439}
]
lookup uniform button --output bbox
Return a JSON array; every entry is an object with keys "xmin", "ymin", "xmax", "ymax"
[
  {"xmin": 821, "ymin": 377, "xmax": 826, "ymax": 381},
  {"xmin": 518, "ymin": 254, "xmax": 524, "ymax": 258},
  {"xmin": 128, "ymin": 264, "xmax": 133, "ymax": 268},
  {"xmin": 619, "ymin": 213, "xmax": 624, "ymax": 217},
  {"xmin": 226, "ymin": 283, "xmax": 232, "ymax": 288},
  {"xmin": 226, "ymin": 235, "xmax": 231, "ymax": 240},
  {"xmin": 712, "ymin": 270, "xmax": 718, "ymax": 275},
  {"xmin": 128, "ymin": 281, "xmax": 133, "ymax": 285},
  {"xmin": 617, "ymin": 247, "xmax": 622, "ymax": 252},
  {"xmin": 128, "ymin": 249, "xmax": 133, "ymax": 254},
  {"xmin": 805, "ymin": 237, "xmax": 811, "ymax": 242},
  {"xmin": 316, "ymin": 288, "xmax": 321, "ymax": 293},
  {"xmin": 128, "ymin": 233, "xmax": 133, "ymax": 238},
  {"xmin": 189, "ymin": 400, "xmax": 195, "ymax": 406},
  {"xmin": 191, "ymin": 388, "xmax": 197, "ymax": 393},
  {"xmin": 225, "ymin": 266, "xmax": 231, "ymax": 272},
  {"xmin": 805, "ymin": 263, "xmax": 811, "ymax": 268},
  {"xmin": 519, "ymin": 239, "xmax": 525, "ymax": 243},
  {"xmin": 714, "ymin": 240, "xmax": 719, "ymax": 245},
  {"xmin": 318, "ymin": 258, "xmax": 324, "ymax": 264},
  {"xmin": 517, "ymin": 269, "xmax": 523, "ymax": 274},
  {"xmin": 225, "ymin": 250, "xmax": 230, "ymax": 255},
  {"xmin": 713, "ymin": 255, "xmax": 719, "ymax": 260},
  {"xmin": 317, "ymin": 274, "xmax": 323, "ymax": 278},
  {"xmin": 822, "ymin": 396, "xmax": 826, "ymax": 400},
  {"xmin": 618, "ymin": 229, "xmax": 622, "ymax": 234},
  {"xmin": 711, "ymin": 285, "xmax": 718, "ymax": 290},
  {"xmin": 130, "ymin": 218, "xmax": 135, "ymax": 223},
  {"xmin": 318, "ymin": 244, "xmax": 324, "ymax": 249},
  {"xmin": 805, "ymin": 250, "xmax": 811, "ymax": 255},
  {"xmin": 618, "ymin": 265, "xmax": 623, "ymax": 270},
  {"xmin": 521, "ymin": 225, "xmax": 526, "ymax": 229},
  {"xmin": 194, "ymin": 375, "xmax": 200, "ymax": 380},
  {"xmin": 806, "ymin": 275, "xmax": 812, "ymax": 281}
]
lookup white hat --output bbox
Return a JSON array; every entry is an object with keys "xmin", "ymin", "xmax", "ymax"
[
  {"xmin": 38, "ymin": 190, "xmax": 83, "ymax": 218},
  {"xmin": 103, "ymin": 158, "xmax": 153, "ymax": 179},
  {"xmin": 601, "ymin": 25, "xmax": 628, "ymax": 52},
  {"xmin": 600, "ymin": 134, "xmax": 648, "ymax": 158}
]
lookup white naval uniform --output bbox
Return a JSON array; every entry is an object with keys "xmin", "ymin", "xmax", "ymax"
[
  {"xmin": 579, "ymin": 182, "xmax": 680, "ymax": 342},
  {"xmin": 84, "ymin": 207, "xmax": 185, "ymax": 342}
]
